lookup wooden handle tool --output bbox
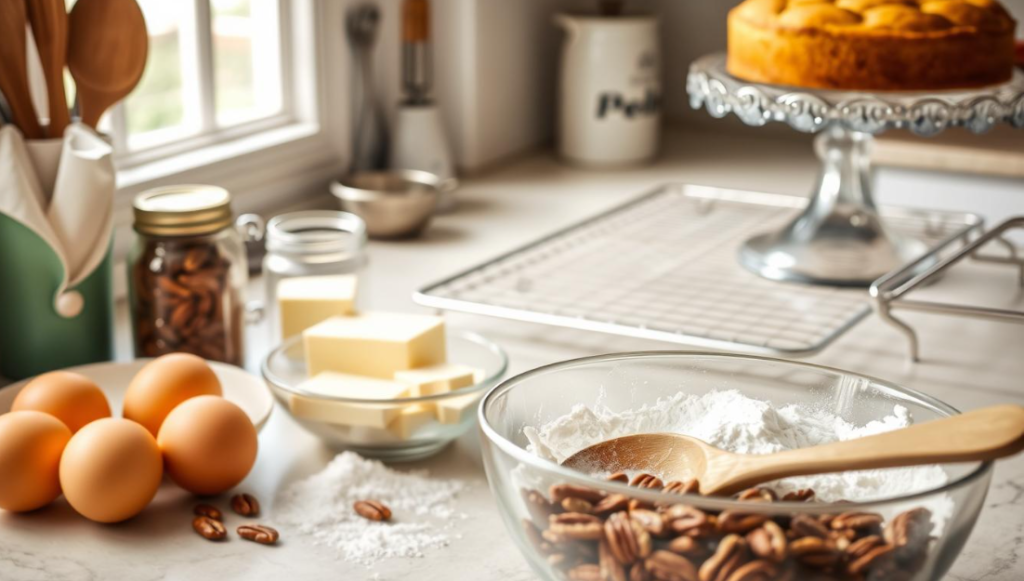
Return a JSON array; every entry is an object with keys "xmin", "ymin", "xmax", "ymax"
[
  {"xmin": 0, "ymin": 1, "xmax": 44, "ymax": 139},
  {"xmin": 68, "ymin": 0, "xmax": 148, "ymax": 128},
  {"xmin": 27, "ymin": 0, "xmax": 71, "ymax": 138},
  {"xmin": 564, "ymin": 405, "xmax": 1024, "ymax": 496}
]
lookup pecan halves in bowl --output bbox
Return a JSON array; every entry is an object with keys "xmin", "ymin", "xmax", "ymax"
[
  {"xmin": 645, "ymin": 550, "xmax": 699, "ymax": 581},
  {"xmin": 698, "ymin": 534, "xmax": 747, "ymax": 581},
  {"xmin": 605, "ymin": 511, "xmax": 653, "ymax": 565},
  {"xmin": 746, "ymin": 521, "xmax": 787, "ymax": 563},
  {"xmin": 550, "ymin": 512, "xmax": 605, "ymax": 541}
]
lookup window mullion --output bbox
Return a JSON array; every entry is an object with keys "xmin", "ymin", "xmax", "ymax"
[{"xmin": 193, "ymin": 0, "xmax": 217, "ymax": 132}]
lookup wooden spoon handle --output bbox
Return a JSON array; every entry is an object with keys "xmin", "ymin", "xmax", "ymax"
[
  {"xmin": 0, "ymin": 1, "xmax": 44, "ymax": 139},
  {"xmin": 27, "ymin": 0, "xmax": 71, "ymax": 138},
  {"xmin": 721, "ymin": 405, "xmax": 1024, "ymax": 494}
]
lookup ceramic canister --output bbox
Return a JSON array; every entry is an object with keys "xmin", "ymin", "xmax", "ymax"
[{"xmin": 555, "ymin": 14, "xmax": 661, "ymax": 167}]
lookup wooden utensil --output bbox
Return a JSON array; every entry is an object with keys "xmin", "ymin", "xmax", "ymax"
[
  {"xmin": 562, "ymin": 404, "xmax": 1024, "ymax": 496},
  {"xmin": 27, "ymin": 0, "xmax": 71, "ymax": 138},
  {"xmin": 0, "ymin": 1, "xmax": 44, "ymax": 139},
  {"xmin": 67, "ymin": 0, "xmax": 148, "ymax": 128}
]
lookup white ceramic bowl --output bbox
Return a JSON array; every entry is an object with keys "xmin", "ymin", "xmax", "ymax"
[{"xmin": 1, "ymin": 359, "xmax": 274, "ymax": 431}]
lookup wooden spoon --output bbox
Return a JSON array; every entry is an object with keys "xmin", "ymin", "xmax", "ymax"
[
  {"xmin": 27, "ymin": 0, "xmax": 71, "ymax": 138},
  {"xmin": 0, "ymin": 1, "xmax": 44, "ymax": 139},
  {"xmin": 67, "ymin": 0, "xmax": 148, "ymax": 128},
  {"xmin": 562, "ymin": 404, "xmax": 1024, "ymax": 496}
]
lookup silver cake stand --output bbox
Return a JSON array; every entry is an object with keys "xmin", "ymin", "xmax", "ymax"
[{"xmin": 687, "ymin": 53, "xmax": 1024, "ymax": 286}]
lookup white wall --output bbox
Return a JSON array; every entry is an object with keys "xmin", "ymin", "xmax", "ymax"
[
  {"xmin": 450, "ymin": 0, "xmax": 1024, "ymax": 168},
  {"xmin": 360, "ymin": 0, "xmax": 1024, "ymax": 178}
]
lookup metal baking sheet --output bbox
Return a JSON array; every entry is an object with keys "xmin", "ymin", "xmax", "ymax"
[{"xmin": 415, "ymin": 184, "xmax": 981, "ymax": 357}]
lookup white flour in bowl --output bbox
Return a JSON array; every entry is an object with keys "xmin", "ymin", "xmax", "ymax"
[
  {"xmin": 524, "ymin": 389, "xmax": 950, "ymax": 502},
  {"xmin": 275, "ymin": 452, "xmax": 467, "ymax": 566}
]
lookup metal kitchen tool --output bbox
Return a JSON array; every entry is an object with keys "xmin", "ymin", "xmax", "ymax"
[
  {"xmin": 330, "ymin": 169, "xmax": 455, "ymax": 239},
  {"xmin": 347, "ymin": 3, "xmax": 388, "ymax": 172},
  {"xmin": 415, "ymin": 184, "xmax": 979, "ymax": 357},
  {"xmin": 67, "ymin": 0, "xmax": 148, "ymax": 128},
  {"xmin": 0, "ymin": 1, "xmax": 44, "ymax": 139},
  {"xmin": 392, "ymin": 0, "xmax": 456, "ymax": 210},
  {"xmin": 872, "ymin": 216, "xmax": 1024, "ymax": 362},
  {"xmin": 687, "ymin": 54, "xmax": 1024, "ymax": 287},
  {"xmin": 27, "ymin": 0, "xmax": 71, "ymax": 138},
  {"xmin": 401, "ymin": 0, "xmax": 431, "ymax": 105},
  {"xmin": 563, "ymin": 405, "xmax": 1024, "ymax": 496}
]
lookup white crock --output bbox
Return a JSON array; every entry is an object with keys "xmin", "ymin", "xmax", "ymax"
[{"xmin": 555, "ymin": 14, "xmax": 661, "ymax": 167}]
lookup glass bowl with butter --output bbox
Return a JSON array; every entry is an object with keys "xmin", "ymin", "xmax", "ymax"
[{"xmin": 262, "ymin": 317, "xmax": 508, "ymax": 461}]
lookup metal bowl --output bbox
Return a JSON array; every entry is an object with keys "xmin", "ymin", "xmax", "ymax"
[{"xmin": 330, "ymin": 170, "xmax": 457, "ymax": 239}]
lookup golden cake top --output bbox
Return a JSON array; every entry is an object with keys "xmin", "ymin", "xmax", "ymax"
[{"xmin": 733, "ymin": 0, "xmax": 1016, "ymax": 35}]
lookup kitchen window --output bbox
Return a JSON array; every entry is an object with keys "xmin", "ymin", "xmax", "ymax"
[
  {"xmin": 63, "ymin": 0, "xmax": 350, "ymax": 215},
  {"xmin": 104, "ymin": 0, "xmax": 288, "ymax": 167}
]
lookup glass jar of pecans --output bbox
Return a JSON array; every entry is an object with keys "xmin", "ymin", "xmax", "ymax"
[{"xmin": 128, "ymin": 185, "xmax": 263, "ymax": 366}]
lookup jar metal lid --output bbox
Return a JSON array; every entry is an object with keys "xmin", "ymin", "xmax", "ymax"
[{"xmin": 133, "ymin": 185, "xmax": 233, "ymax": 236}]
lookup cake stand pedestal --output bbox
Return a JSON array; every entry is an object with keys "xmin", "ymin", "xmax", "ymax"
[{"xmin": 687, "ymin": 53, "xmax": 1024, "ymax": 286}]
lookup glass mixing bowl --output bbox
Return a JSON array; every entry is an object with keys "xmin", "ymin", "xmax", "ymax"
[
  {"xmin": 479, "ymin": 352, "xmax": 992, "ymax": 581},
  {"xmin": 264, "ymin": 329, "xmax": 507, "ymax": 461}
]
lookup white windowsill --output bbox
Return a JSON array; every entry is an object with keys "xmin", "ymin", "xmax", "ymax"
[{"xmin": 116, "ymin": 120, "xmax": 326, "ymax": 192}]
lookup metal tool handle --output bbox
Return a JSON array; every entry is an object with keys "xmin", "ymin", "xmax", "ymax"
[{"xmin": 870, "ymin": 216, "xmax": 1024, "ymax": 362}]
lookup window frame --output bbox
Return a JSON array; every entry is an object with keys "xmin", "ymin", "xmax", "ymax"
[
  {"xmin": 112, "ymin": 0, "xmax": 349, "ymax": 208},
  {"xmin": 112, "ymin": 0, "xmax": 296, "ymax": 169}
]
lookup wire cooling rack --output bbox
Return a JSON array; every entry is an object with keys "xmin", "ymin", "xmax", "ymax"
[{"xmin": 415, "ymin": 184, "xmax": 980, "ymax": 356}]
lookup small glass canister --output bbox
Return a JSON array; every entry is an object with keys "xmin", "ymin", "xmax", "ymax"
[
  {"xmin": 128, "ymin": 185, "xmax": 263, "ymax": 366},
  {"xmin": 262, "ymin": 211, "xmax": 368, "ymax": 342}
]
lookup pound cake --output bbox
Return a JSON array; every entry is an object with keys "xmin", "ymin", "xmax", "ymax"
[{"xmin": 728, "ymin": 0, "xmax": 1017, "ymax": 91}]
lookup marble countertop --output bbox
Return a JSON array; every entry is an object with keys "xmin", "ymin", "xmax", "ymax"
[{"xmin": 1, "ymin": 130, "xmax": 1022, "ymax": 580}]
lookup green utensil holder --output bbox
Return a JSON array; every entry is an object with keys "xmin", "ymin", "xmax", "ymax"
[{"xmin": 0, "ymin": 213, "xmax": 114, "ymax": 380}]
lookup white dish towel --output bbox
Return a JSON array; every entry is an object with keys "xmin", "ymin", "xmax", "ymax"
[{"xmin": 0, "ymin": 124, "xmax": 115, "ymax": 317}]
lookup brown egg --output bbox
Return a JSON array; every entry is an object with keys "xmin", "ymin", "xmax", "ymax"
[
  {"xmin": 59, "ymin": 418, "xmax": 163, "ymax": 523},
  {"xmin": 0, "ymin": 411, "xmax": 72, "ymax": 512},
  {"xmin": 123, "ymin": 353, "xmax": 222, "ymax": 436},
  {"xmin": 12, "ymin": 371, "xmax": 111, "ymax": 433},
  {"xmin": 158, "ymin": 396, "xmax": 257, "ymax": 495}
]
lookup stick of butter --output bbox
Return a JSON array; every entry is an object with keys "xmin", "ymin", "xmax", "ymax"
[
  {"xmin": 278, "ymin": 275, "xmax": 358, "ymax": 339},
  {"xmin": 303, "ymin": 312, "xmax": 446, "ymax": 378},
  {"xmin": 436, "ymin": 392, "xmax": 482, "ymax": 425},
  {"xmin": 289, "ymin": 372, "xmax": 411, "ymax": 427},
  {"xmin": 394, "ymin": 364, "xmax": 477, "ymax": 396},
  {"xmin": 387, "ymin": 404, "xmax": 435, "ymax": 440}
]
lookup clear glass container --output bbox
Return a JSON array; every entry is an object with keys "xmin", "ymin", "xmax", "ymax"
[
  {"xmin": 128, "ymin": 185, "xmax": 261, "ymax": 366},
  {"xmin": 480, "ymin": 353, "xmax": 993, "ymax": 581},
  {"xmin": 262, "ymin": 329, "xmax": 508, "ymax": 461},
  {"xmin": 262, "ymin": 211, "xmax": 368, "ymax": 342}
]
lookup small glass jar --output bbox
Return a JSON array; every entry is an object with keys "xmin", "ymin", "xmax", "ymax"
[
  {"xmin": 128, "ymin": 185, "xmax": 262, "ymax": 366},
  {"xmin": 262, "ymin": 211, "xmax": 368, "ymax": 342}
]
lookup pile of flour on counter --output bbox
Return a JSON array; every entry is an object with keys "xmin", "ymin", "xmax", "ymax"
[
  {"xmin": 275, "ymin": 452, "xmax": 467, "ymax": 566},
  {"xmin": 525, "ymin": 389, "xmax": 948, "ymax": 502}
]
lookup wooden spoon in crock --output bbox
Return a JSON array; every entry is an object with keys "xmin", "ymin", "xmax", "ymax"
[{"xmin": 68, "ymin": 0, "xmax": 148, "ymax": 128}]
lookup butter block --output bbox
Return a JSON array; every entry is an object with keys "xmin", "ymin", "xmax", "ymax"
[
  {"xmin": 436, "ymin": 393, "xmax": 482, "ymax": 425},
  {"xmin": 278, "ymin": 275, "xmax": 358, "ymax": 339},
  {"xmin": 304, "ymin": 312, "xmax": 446, "ymax": 378},
  {"xmin": 387, "ymin": 404, "xmax": 435, "ymax": 440},
  {"xmin": 394, "ymin": 364, "xmax": 477, "ymax": 396},
  {"xmin": 289, "ymin": 372, "xmax": 410, "ymax": 427}
]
